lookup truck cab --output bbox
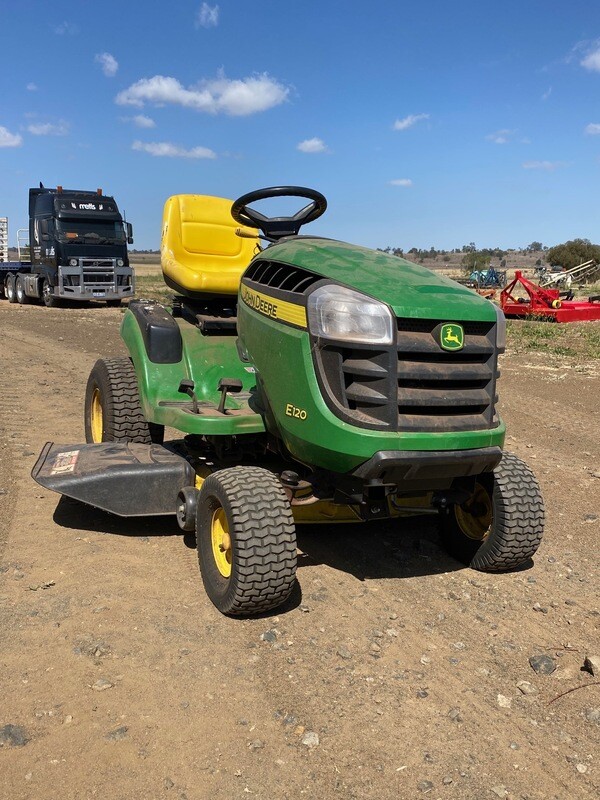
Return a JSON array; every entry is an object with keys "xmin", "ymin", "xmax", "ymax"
[{"xmin": 2, "ymin": 185, "xmax": 135, "ymax": 307}]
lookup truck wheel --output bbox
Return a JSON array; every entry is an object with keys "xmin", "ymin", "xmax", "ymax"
[
  {"xmin": 439, "ymin": 452, "xmax": 544, "ymax": 571},
  {"xmin": 15, "ymin": 276, "xmax": 29, "ymax": 305},
  {"xmin": 84, "ymin": 357, "xmax": 165, "ymax": 445},
  {"xmin": 42, "ymin": 279, "xmax": 60, "ymax": 308},
  {"xmin": 6, "ymin": 275, "xmax": 17, "ymax": 304},
  {"xmin": 196, "ymin": 467, "xmax": 297, "ymax": 616}
]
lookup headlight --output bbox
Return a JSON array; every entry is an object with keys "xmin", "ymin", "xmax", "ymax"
[
  {"xmin": 69, "ymin": 258, "xmax": 78, "ymax": 267},
  {"xmin": 117, "ymin": 258, "xmax": 124, "ymax": 267},
  {"xmin": 494, "ymin": 303, "xmax": 506, "ymax": 353},
  {"xmin": 307, "ymin": 285, "xmax": 394, "ymax": 345}
]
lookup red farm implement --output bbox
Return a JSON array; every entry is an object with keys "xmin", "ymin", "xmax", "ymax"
[{"xmin": 500, "ymin": 271, "xmax": 600, "ymax": 322}]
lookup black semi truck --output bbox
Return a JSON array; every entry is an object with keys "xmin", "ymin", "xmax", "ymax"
[{"xmin": 0, "ymin": 185, "xmax": 135, "ymax": 307}]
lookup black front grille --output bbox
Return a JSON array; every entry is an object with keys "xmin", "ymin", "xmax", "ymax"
[
  {"xmin": 312, "ymin": 318, "xmax": 499, "ymax": 432},
  {"xmin": 396, "ymin": 319, "xmax": 497, "ymax": 432},
  {"xmin": 82, "ymin": 272, "xmax": 114, "ymax": 284}
]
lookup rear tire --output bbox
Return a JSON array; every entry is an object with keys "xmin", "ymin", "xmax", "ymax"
[
  {"xmin": 84, "ymin": 357, "xmax": 165, "ymax": 444},
  {"xmin": 15, "ymin": 275, "xmax": 29, "ymax": 305},
  {"xmin": 439, "ymin": 452, "xmax": 544, "ymax": 571},
  {"xmin": 196, "ymin": 467, "xmax": 297, "ymax": 616},
  {"xmin": 6, "ymin": 275, "xmax": 17, "ymax": 303}
]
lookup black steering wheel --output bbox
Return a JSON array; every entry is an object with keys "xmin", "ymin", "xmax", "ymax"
[{"xmin": 231, "ymin": 186, "xmax": 327, "ymax": 241}]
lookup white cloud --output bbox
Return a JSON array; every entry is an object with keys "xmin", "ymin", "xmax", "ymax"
[
  {"xmin": 95, "ymin": 52, "xmax": 118, "ymax": 78},
  {"xmin": 0, "ymin": 126, "xmax": 23, "ymax": 147},
  {"xmin": 486, "ymin": 128, "xmax": 515, "ymax": 145},
  {"xmin": 195, "ymin": 3, "xmax": 219, "ymax": 28},
  {"xmin": 27, "ymin": 121, "xmax": 69, "ymax": 136},
  {"xmin": 297, "ymin": 137, "xmax": 327, "ymax": 153},
  {"xmin": 53, "ymin": 21, "xmax": 78, "ymax": 35},
  {"xmin": 116, "ymin": 72, "xmax": 289, "ymax": 116},
  {"xmin": 26, "ymin": 82, "xmax": 38, "ymax": 91},
  {"xmin": 393, "ymin": 113, "xmax": 429, "ymax": 131},
  {"xmin": 584, "ymin": 123, "xmax": 600, "ymax": 135},
  {"xmin": 122, "ymin": 114, "xmax": 156, "ymax": 129},
  {"xmin": 581, "ymin": 47, "xmax": 600, "ymax": 71},
  {"xmin": 132, "ymin": 140, "xmax": 216, "ymax": 159},
  {"xmin": 522, "ymin": 160, "xmax": 565, "ymax": 171},
  {"xmin": 389, "ymin": 178, "xmax": 413, "ymax": 187},
  {"xmin": 542, "ymin": 86, "xmax": 552, "ymax": 101}
]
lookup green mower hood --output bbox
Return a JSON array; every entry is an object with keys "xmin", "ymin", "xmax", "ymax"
[{"xmin": 265, "ymin": 238, "xmax": 496, "ymax": 322}]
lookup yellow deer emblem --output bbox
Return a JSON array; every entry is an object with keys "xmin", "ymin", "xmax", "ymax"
[{"xmin": 440, "ymin": 323, "xmax": 464, "ymax": 351}]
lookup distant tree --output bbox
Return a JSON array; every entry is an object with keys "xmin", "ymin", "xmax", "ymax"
[
  {"xmin": 526, "ymin": 241, "xmax": 544, "ymax": 252},
  {"xmin": 461, "ymin": 250, "xmax": 491, "ymax": 273},
  {"xmin": 535, "ymin": 258, "xmax": 542, "ymax": 266},
  {"xmin": 545, "ymin": 238, "xmax": 600, "ymax": 271}
]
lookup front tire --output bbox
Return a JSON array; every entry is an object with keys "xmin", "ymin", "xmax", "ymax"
[
  {"xmin": 84, "ymin": 357, "xmax": 165, "ymax": 444},
  {"xmin": 42, "ymin": 279, "xmax": 60, "ymax": 308},
  {"xmin": 196, "ymin": 467, "xmax": 297, "ymax": 616},
  {"xmin": 439, "ymin": 452, "xmax": 544, "ymax": 571}
]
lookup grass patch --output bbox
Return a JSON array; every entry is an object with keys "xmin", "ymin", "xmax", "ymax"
[
  {"xmin": 507, "ymin": 319, "xmax": 600, "ymax": 359},
  {"xmin": 133, "ymin": 274, "xmax": 172, "ymax": 303}
]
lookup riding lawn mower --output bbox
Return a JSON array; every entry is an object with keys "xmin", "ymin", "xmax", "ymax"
[{"xmin": 33, "ymin": 187, "xmax": 545, "ymax": 616}]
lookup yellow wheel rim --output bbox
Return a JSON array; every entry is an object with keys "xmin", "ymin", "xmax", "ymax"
[
  {"xmin": 90, "ymin": 388, "xmax": 103, "ymax": 443},
  {"xmin": 211, "ymin": 508, "xmax": 232, "ymax": 578},
  {"xmin": 455, "ymin": 483, "xmax": 493, "ymax": 541}
]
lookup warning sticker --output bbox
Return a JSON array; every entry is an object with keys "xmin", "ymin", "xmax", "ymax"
[{"xmin": 51, "ymin": 450, "xmax": 80, "ymax": 475}]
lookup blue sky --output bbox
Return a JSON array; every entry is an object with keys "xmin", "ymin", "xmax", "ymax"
[{"xmin": 1, "ymin": 0, "xmax": 600, "ymax": 251}]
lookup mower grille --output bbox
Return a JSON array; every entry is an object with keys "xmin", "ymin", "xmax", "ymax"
[
  {"xmin": 396, "ymin": 318, "xmax": 498, "ymax": 432},
  {"xmin": 312, "ymin": 318, "xmax": 499, "ymax": 433}
]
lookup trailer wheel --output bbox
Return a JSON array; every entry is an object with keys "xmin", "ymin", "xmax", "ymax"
[
  {"xmin": 196, "ymin": 467, "xmax": 297, "ymax": 616},
  {"xmin": 439, "ymin": 452, "xmax": 544, "ymax": 571},
  {"xmin": 440, "ymin": 453, "xmax": 544, "ymax": 572},
  {"xmin": 84, "ymin": 357, "xmax": 165, "ymax": 445},
  {"xmin": 42, "ymin": 279, "xmax": 60, "ymax": 308},
  {"xmin": 15, "ymin": 276, "xmax": 29, "ymax": 305},
  {"xmin": 6, "ymin": 275, "xmax": 17, "ymax": 304}
]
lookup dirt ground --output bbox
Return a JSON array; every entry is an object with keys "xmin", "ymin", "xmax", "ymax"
[{"xmin": 0, "ymin": 302, "xmax": 598, "ymax": 800}]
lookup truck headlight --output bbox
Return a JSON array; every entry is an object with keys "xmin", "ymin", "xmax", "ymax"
[
  {"xmin": 117, "ymin": 258, "xmax": 124, "ymax": 267},
  {"xmin": 307, "ymin": 285, "xmax": 394, "ymax": 345},
  {"xmin": 494, "ymin": 303, "xmax": 506, "ymax": 353},
  {"xmin": 69, "ymin": 258, "xmax": 78, "ymax": 267}
]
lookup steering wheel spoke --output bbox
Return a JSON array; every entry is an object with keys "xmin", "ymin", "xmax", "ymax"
[{"xmin": 231, "ymin": 186, "xmax": 327, "ymax": 240}]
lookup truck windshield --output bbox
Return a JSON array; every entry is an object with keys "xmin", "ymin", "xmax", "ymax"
[{"xmin": 55, "ymin": 220, "xmax": 126, "ymax": 245}]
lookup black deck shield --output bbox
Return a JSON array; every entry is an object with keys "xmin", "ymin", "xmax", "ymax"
[{"xmin": 32, "ymin": 442, "xmax": 195, "ymax": 517}]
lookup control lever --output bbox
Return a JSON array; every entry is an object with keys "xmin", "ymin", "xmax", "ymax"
[
  {"xmin": 217, "ymin": 378, "xmax": 243, "ymax": 414},
  {"xmin": 178, "ymin": 379, "xmax": 199, "ymax": 414}
]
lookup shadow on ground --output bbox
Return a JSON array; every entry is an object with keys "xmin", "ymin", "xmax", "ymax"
[{"xmin": 53, "ymin": 496, "xmax": 464, "ymax": 582}]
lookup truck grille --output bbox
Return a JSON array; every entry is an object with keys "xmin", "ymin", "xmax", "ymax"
[
  {"xmin": 80, "ymin": 258, "xmax": 114, "ymax": 269},
  {"xmin": 313, "ymin": 318, "xmax": 499, "ymax": 432}
]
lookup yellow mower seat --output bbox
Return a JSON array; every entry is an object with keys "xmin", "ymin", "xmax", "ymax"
[{"xmin": 160, "ymin": 194, "xmax": 258, "ymax": 296}]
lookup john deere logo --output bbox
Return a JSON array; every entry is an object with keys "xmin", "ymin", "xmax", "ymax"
[{"xmin": 440, "ymin": 323, "xmax": 464, "ymax": 351}]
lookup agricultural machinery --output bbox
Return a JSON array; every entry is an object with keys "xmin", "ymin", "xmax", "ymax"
[{"xmin": 33, "ymin": 187, "xmax": 545, "ymax": 615}]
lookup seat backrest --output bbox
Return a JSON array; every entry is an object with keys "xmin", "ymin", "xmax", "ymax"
[{"xmin": 161, "ymin": 194, "xmax": 258, "ymax": 296}]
